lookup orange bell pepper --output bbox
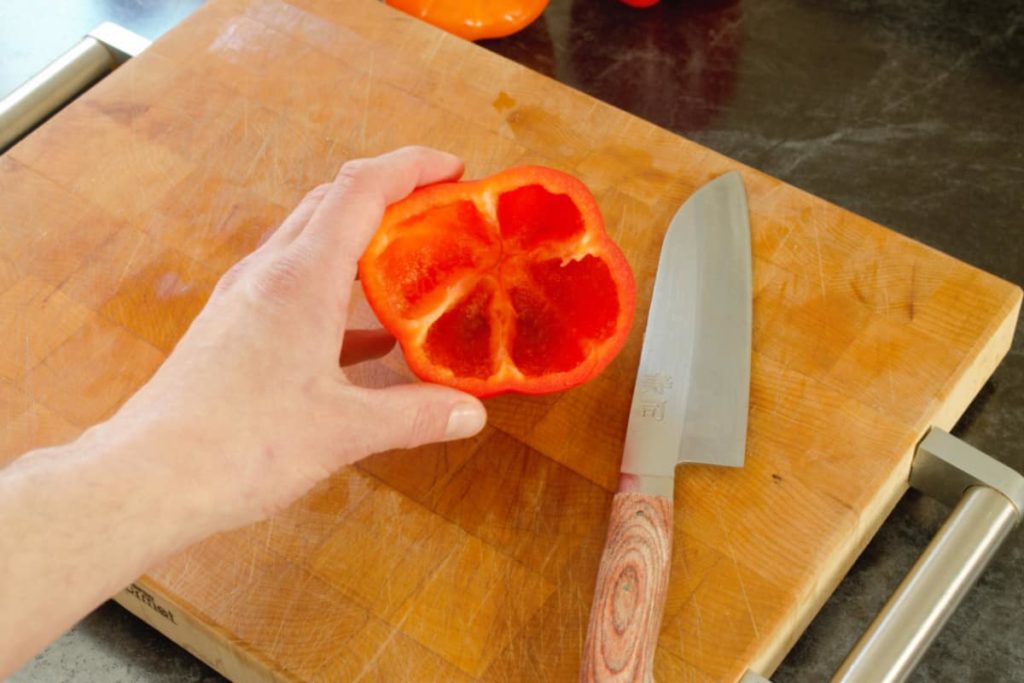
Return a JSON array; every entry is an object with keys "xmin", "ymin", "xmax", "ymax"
[{"xmin": 386, "ymin": 0, "xmax": 549, "ymax": 41}]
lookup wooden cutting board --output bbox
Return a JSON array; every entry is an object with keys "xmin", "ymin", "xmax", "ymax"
[{"xmin": 1, "ymin": 0, "xmax": 1020, "ymax": 680}]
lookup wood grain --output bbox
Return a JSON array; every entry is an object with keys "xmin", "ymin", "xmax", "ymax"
[
  {"xmin": 0, "ymin": 0, "xmax": 1020, "ymax": 680},
  {"xmin": 583, "ymin": 493, "xmax": 673, "ymax": 683}
]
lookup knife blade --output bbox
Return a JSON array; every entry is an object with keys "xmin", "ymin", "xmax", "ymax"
[{"xmin": 582, "ymin": 172, "xmax": 753, "ymax": 683}]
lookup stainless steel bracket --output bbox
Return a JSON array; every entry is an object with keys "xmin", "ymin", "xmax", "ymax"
[
  {"xmin": 745, "ymin": 426, "xmax": 1023, "ymax": 683},
  {"xmin": 910, "ymin": 427, "xmax": 1024, "ymax": 512},
  {"xmin": 0, "ymin": 22, "xmax": 150, "ymax": 153}
]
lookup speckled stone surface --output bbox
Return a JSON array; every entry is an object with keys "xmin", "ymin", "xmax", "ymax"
[
  {"xmin": 10, "ymin": 603, "xmax": 222, "ymax": 683},
  {"xmin": 6, "ymin": 0, "xmax": 1023, "ymax": 680}
]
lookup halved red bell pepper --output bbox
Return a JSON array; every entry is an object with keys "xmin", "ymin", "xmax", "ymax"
[
  {"xmin": 386, "ymin": 0, "xmax": 549, "ymax": 41},
  {"xmin": 359, "ymin": 167, "xmax": 636, "ymax": 398}
]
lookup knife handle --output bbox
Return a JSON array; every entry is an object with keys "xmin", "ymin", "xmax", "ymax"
[{"xmin": 582, "ymin": 491, "xmax": 673, "ymax": 683}]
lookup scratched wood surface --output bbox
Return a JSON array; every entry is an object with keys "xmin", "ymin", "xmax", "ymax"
[{"xmin": 0, "ymin": 0, "xmax": 1020, "ymax": 680}]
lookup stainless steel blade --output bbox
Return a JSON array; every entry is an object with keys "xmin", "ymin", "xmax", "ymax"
[{"xmin": 622, "ymin": 171, "xmax": 753, "ymax": 480}]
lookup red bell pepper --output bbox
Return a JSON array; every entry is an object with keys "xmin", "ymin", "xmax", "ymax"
[{"xmin": 359, "ymin": 167, "xmax": 636, "ymax": 397}]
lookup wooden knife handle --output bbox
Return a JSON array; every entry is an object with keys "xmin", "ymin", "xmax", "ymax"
[{"xmin": 582, "ymin": 492, "xmax": 673, "ymax": 683}]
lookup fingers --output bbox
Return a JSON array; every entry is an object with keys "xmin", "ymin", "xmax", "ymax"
[
  {"xmin": 355, "ymin": 383, "xmax": 487, "ymax": 453},
  {"xmin": 296, "ymin": 146, "xmax": 464, "ymax": 283},
  {"xmin": 260, "ymin": 184, "xmax": 332, "ymax": 252},
  {"xmin": 339, "ymin": 328, "xmax": 396, "ymax": 366}
]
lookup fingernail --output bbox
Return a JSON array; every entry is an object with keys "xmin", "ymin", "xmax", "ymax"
[{"xmin": 445, "ymin": 402, "xmax": 486, "ymax": 440}]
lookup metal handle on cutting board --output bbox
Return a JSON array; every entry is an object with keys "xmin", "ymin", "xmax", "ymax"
[
  {"xmin": 0, "ymin": 22, "xmax": 149, "ymax": 153},
  {"xmin": 743, "ymin": 427, "xmax": 1024, "ymax": 683}
]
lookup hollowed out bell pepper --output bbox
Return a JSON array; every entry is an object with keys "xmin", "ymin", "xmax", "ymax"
[
  {"xmin": 358, "ymin": 167, "xmax": 636, "ymax": 397},
  {"xmin": 386, "ymin": 0, "xmax": 549, "ymax": 41}
]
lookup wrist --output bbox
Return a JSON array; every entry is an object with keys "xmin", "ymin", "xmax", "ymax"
[
  {"xmin": 81, "ymin": 411, "xmax": 230, "ymax": 553},
  {"xmin": 0, "ymin": 402, "xmax": 230, "ymax": 670}
]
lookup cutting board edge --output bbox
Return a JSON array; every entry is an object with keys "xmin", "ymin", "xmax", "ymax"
[
  {"xmin": 114, "ymin": 578, "xmax": 288, "ymax": 683},
  {"xmin": 750, "ymin": 288, "xmax": 1022, "ymax": 679}
]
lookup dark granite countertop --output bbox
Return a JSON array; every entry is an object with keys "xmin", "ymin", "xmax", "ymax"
[{"xmin": 6, "ymin": 0, "xmax": 1022, "ymax": 680}]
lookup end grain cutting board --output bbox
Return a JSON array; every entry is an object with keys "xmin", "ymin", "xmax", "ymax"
[{"xmin": 0, "ymin": 0, "xmax": 1020, "ymax": 680}]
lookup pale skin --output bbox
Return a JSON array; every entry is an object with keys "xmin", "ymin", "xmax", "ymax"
[{"xmin": 0, "ymin": 147, "xmax": 488, "ymax": 678}]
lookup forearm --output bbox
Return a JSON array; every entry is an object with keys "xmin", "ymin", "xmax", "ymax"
[{"xmin": 0, "ymin": 416, "xmax": 215, "ymax": 677}]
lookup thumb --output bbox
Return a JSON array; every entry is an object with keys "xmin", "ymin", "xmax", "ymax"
[{"xmin": 362, "ymin": 383, "xmax": 487, "ymax": 452}]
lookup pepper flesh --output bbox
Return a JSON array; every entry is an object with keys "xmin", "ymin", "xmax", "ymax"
[
  {"xmin": 386, "ymin": 0, "xmax": 549, "ymax": 41},
  {"xmin": 359, "ymin": 167, "xmax": 636, "ymax": 397}
]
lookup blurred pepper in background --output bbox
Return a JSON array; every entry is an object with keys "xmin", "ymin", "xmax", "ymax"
[{"xmin": 386, "ymin": 0, "xmax": 550, "ymax": 40}]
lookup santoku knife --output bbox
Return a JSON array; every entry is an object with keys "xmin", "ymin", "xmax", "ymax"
[{"xmin": 582, "ymin": 172, "xmax": 754, "ymax": 682}]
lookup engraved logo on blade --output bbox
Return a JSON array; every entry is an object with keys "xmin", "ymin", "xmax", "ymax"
[{"xmin": 637, "ymin": 373, "xmax": 673, "ymax": 421}]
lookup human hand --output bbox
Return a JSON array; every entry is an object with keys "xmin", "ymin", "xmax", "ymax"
[{"xmin": 108, "ymin": 146, "xmax": 488, "ymax": 533}]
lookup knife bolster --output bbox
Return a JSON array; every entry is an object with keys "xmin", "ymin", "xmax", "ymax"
[{"xmin": 618, "ymin": 473, "xmax": 675, "ymax": 498}]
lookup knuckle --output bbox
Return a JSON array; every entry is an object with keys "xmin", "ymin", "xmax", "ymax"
[
  {"xmin": 308, "ymin": 182, "xmax": 332, "ymax": 200},
  {"xmin": 249, "ymin": 251, "xmax": 312, "ymax": 303},
  {"xmin": 334, "ymin": 159, "xmax": 386, "ymax": 213},
  {"xmin": 214, "ymin": 255, "xmax": 254, "ymax": 295},
  {"xmin": 336, "ymin": 159, "xmax": 375, "ymax": 191},
  {"xmin": 299, "ymin": 183, "xmax": 331, "ymax": 208},
  {"xmin": 404, "ymin": 402, "xmax": 445, "ymax": 449}
]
